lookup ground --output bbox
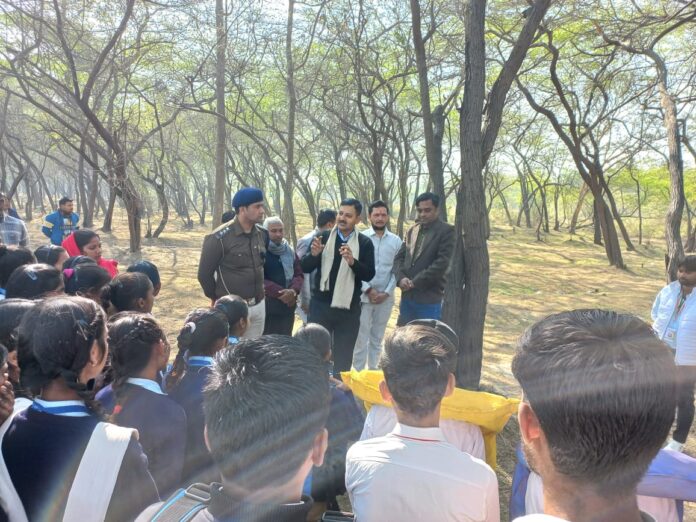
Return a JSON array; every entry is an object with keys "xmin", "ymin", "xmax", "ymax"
[{"xmin": 28, "ymin": 213, "xmax": 695, "ymax": 520}]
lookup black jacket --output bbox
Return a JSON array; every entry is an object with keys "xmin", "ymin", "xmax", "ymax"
[{"xmin": 300, "ymin": 230, "xmax": 375, "ymax": 310}]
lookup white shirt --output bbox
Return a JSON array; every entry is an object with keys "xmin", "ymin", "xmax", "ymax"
[
  {"xmin": 515, "ymin": 512, "xmax": 656, "ymax": 522},
  {"xmin": 360, "ymin": 228, "xmax": 403, "ymax": 301},
  {"xmin": 652, "ymin": 281, "xmax": 696, "ymax": 365},
  {"xmin": 346, "ymin": 423, "xmax": 499, "ymax": 522},
  {"xmin": 525, "ymin": 470, "xmax": 675, "ymax": 522},
  {"xmin": 360, "ymin": 404, "xmax": 486, "ymax": 461}
]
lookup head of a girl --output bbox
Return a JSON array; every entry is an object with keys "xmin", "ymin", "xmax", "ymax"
[
  {"xmin": 73, "ymin": 230, "xmax": 102, "ymax": 261},
  {"xmin": 0, "ymin": 298, "xmax": 35, "ymax": 388},
  {"xmin": 108, "ymin": 312, "xmax": 169, "ymax": 387},
  {"xmin": 213, "ymin": 295, "xmax": 249, "ymax": 339},
  {"xmin": 5, "ymin": 264, "xmax": 64, "ymax": 299},
  {"xmin": 294, "ymin": 323, "xmax": 332, "ymax": 362},
  {"xmin": 101, "ymin": 272, "xmax": 154, "ymax": 314},
  {"xmin": 0, "ymin": 245, "xmax": 35, "ymax": 289},
  {"xmin": 17, "ymin": 296, "xmax": 108, "ymax": 399},
  {"xmin": 34, "ymin": 245, "xmax": 69, "ymax": 270},
  {"xmin": 64, "ymin": 264, "xmax": 111, "ymax": 304}
]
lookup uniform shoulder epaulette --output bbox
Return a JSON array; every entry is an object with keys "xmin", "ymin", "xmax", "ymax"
[{"xmin": 213, "ymin": 222, "xmax": 232, "ymax": 239}]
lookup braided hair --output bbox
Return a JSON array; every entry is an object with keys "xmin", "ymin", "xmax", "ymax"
[
  {"xmin": 101, "ymin": 272, "xmax": 153, "ymax": 313},
  {"xmin": 166, "ymin": 308, "xmax": 228, "ymax": 391},
  {"xmin": 16, "ymin": 296, "xmax": 107, "ymax": 415},
  {"xmin": 108, "ymin": 312, "xmax": 168, "ymax": 393}
]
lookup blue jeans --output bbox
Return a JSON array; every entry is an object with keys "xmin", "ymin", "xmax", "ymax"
[{"xmin": 397, "ymin": 299, "xmax": 442, "ymax": 326}]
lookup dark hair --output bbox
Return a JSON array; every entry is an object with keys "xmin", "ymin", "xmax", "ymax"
[
  {"xmin": 0, "ymin": 299, "xmax": 35, "ymax": 353},
  {"xmin": 221, "ymin": 210, "xmax": 236, "ymax": 223},
  {"xmin": 415, "ymin": 191, "xmax": 440, "ymax": 208},
  {"xmin": 64, "ymin": 264, "xmax": 111, "ymax": 296},
  {"xmin": 368, "ymin": 200, "xmax": 389, "ymax": 215},
  {"xmin": 127, "ymin": 260, "xmax": 161, "ymax": 288},
  {"xmin": 17, "ymin": 296, "xmax": 107, "ymax": 411},
  {"xmin": 0, "ymin": 343, "xmax": 6, "ymax": 368},
  {"xmin": 101, "ymin": 272, "xmax": 153, "ymax": 313},
  {"xmin": 0, "ymin": 245, "xmax": 35, "ymax": 287},
  {"xmin": 62, "ymin": 255, "xmax": 97, "ymax": 270},
  {"xmin": 214, "ymin": 295, "xmax": 248, "ymax": 332},
  {"xmin": 73, "ymin": 229, "xmax": 99, "ymax": 252},
  {"xmin": 58, "ymin": 196, "xmax": 73, "ymax": 206},
  {"xmin": 316, "ymin": 209, "xmax": 337, "ymax": 228},
  {"xmin": 380, "ymin": 325, "xmax": 456, "ymax": 417},
  {"xmin": 677, "ymin": 255, "xmax": 696, "ymax": 272},
  {"xmin": 511, "ymin": 309, "xmax": 677, "ymax": 496},
  {"xmin": 204, "ymin": 335, "xmax": 330, "ymax": 489},
  {"xmin": 167, "ymin": 308, "xmax": 229, "ymax": 391},
  {"xmin": 6, "ymin": 263, "xmax": 63, "ymax": 299},
  {"xmin": 294, "ymin": 323, "xmax": 331, "ymax": 361},
  {"xmin": 340, "ymin": 198, "xmax": 363, "ymax": 215},
  {"xmin": 34, "ymin": 245, "xmax": 67, "ymax": 267},
  {"xmin": 108, "ymin": 312, "xmax": 167, "ymax": 391}
]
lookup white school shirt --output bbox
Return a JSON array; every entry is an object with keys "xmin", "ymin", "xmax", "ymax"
[
  {"xmin": 346, "ymin": 423, "xmax": 499, "ymax": 522},
  {"xmin": 360, "ymin": 404, "xmax": 486, "ymax": 461},
  {"xmin": 525, "ymin": 470, "xmax": 675, "ymax": 522},
  {"xmin": 652, "ymin": 281, "xmax": 696, "ymax": 365},
  {"xmin": 514, "ymin": 512, "xmax": 656, "ymax": 522}
]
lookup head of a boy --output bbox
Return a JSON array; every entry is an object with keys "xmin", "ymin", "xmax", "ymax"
[
  {"xmin": 203, "ymin": 335, "xmax": 330, "ymax": 495},
  {"xmin": 379, "ymin": 324, "xmax": 456, "ymax": 419},
  {"xmin": 512, "ymin": 309, "xmax": 676, "ymax": 498}
]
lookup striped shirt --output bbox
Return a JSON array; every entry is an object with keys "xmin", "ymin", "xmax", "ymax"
[{"xmin": 0, "ymin": 213, "xmax": 28, "ymax": 246}]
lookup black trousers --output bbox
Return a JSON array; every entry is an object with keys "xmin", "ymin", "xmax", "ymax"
[
  {"xmin": 309, "ymin": 299, "xmax": 361, "ymax": 376},
  {"xmin": 674, "ymin": 365, "xmax": 696, "ymax": 443},
  {"xmin": 263, "ymin": 298, "xmax": 295, "ymax": 336}
]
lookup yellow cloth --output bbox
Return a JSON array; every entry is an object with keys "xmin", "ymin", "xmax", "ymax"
[{"xmin": 341, "ymin": 370, "xmax": 519, "ymax": 469}]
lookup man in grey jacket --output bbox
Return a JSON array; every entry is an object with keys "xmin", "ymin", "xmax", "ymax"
[
  {"xmin": 352, "ymin": 200, "xmax": 403, "ymax": 370},
  {"xmin": 393, "ymin": 192, "xmax": 454, "ymax": 325}
]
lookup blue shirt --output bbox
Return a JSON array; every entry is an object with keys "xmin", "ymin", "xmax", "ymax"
[{"xmin": 42, "ymin": 210, "xmax": 79, "ymax": 245}]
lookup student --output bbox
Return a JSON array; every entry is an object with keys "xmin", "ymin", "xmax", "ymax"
[
  {"xmin": 358, "ymin": 319, "xmax": 485, "ymax": 461},
  {"xmin": 0, "ymin": 298, "xmax": 35, "ymax": 407},
  {"xmin": 62, "ymin": 229, "xmax": 118, "ymax": 278},
  {"xmin": 137, "ymin": 335, "xmax": 330, "ymax": 522},
  {"xmin": 64, "ymin": 263, "xmax": 112, "ymax": 303},
  {"xmin": 96, "ymin": 313, "xmax": 187, "ymax": 496},
  {"xmin": 101, "ymin": 272, "xmax": 155, "ymax": 315},
  {"xmin": 294, "ymin": 324, "xmax": 364, "ymax": 514},
  {"xmin": 346, "ymin": 324, "xmax": 499, "ymax": 521},
  {"xmin": 5, "ymin": 263, "xmax": 64, "ymax": 299},
  {"xmin": 0, "ymin": 296, "xmax": 158, "ymax": 521},
  {"xmin": 512, "ymin": 310, "xmax": 677, "ymax": 522},
  {"xmin": 127, "ymin": 260, "xmax": 162, "ymax": 296},
  {"xmin": 167, "ymin": 308, "xmax": 229, "ymax": 485},
  {"xmin": 0, "ymin": 344, "xmax": 13, "ymax": 426},
  {"xmin": 0, "ymin": 246, "xmax": 35, "ymax": 299},
  {"xmin": 214, "ymin": 294, "xmax": 249, "ymax": 345},
  {"xmin": 62, "ymin": 255, "xmax": 97, "ymax": 270},
  {"xmin": 34, "ymin": 245, "xmax": 69, "ymax": 270}
]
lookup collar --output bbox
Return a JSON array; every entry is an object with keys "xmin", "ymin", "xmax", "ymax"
[
  {"xmin": 207, "ymin": 483, "xmax": 313, "ymax": 522},
  {"xmin": 187, "ymin": 356, "xmax": 215, "ymax": 368},
  {"xmin": 337, "ymin": 228, "xmax": 355, "ymax": 242},
  {"xmin": 391, "ymin": 422, "xmax": 445, "ymax": 442},
  {"xmin": 0, "ymin": 288, "xmax": 5, "ymax": 297},
  {"xmin": 228, "ymin": 336, "xmax": 240, "ymax": 345},
  {"xmin": 32, "ymin": 398, "xmax": 91, "ymax": 417},
  {"xmin": 126, "ymin": 377, "xmax": 165, "ymax": 395}
]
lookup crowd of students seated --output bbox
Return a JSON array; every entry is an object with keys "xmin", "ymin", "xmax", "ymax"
[{"xmin": 0, "ymin": 230, "xmax": 695, "ymax": 522}]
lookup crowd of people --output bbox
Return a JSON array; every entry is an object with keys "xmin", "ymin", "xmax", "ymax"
[{"xmin": 0, "ymin": 187, "xmax": 694, "ymax": 522}]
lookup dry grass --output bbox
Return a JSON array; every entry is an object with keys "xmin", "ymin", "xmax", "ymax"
[{"xmin": 26, "ymin": 212, "xmax": 694, "ymax": 519}]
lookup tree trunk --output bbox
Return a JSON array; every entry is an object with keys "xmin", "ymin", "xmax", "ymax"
[
  {"xmin": 102, "ymin": 187, "xmax": 117, "ymax": 233},
  {"xmin": 212, "ymin": 0, "xmax": 227, "ymax": 229},
  {"xmin": 283, "ymin": 0, "xmax": 298, "ymax": 245},
  {"xmin": 569, "ymin": 181, "xmax": 589, "ymax": 235}
]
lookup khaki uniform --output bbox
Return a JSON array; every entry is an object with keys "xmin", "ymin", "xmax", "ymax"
[{"xmin": 197, "ymin": 219, "xmax": 267, "ymax": 302}]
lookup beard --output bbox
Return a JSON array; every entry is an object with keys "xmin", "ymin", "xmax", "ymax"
[{"xmin": 372, "ymin": 224, "xmax": 386, "ymax": 231}]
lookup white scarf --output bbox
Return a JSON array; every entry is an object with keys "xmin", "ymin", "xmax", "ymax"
[{"xmin": 320, "ymin": 227, "xmax": 360, "ymax": 310}]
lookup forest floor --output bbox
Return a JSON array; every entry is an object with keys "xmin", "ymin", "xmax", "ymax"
[{"xmin": 27, "ymin": 214, "xmax": 694, "ymax": 519}]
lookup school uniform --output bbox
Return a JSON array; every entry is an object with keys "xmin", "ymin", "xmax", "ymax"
[
  {"xmin": 168, "ymin": 357, "xmax": 219, "ymax": 485},
  {"xmin": 97, "ymin": 378, "xmax": 188, "ymax": 496},
  {"xmin": 1, "ymin": 399, "xmax": 159, "ymax": 521}
]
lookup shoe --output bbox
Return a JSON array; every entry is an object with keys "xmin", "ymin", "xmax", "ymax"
[{"xmin": 665, "ymin": 439, "xmax": 684, "ymax": 452}]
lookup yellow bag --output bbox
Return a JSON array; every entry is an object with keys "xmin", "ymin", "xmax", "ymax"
[{"xmin": 341, "ymin": 370, "xmax": 519, "ymax": 469}]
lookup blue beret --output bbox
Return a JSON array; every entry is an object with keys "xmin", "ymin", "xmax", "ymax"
[{"xmin": 232, "ymin": 187, "xmax": 264, "ymax": 209}]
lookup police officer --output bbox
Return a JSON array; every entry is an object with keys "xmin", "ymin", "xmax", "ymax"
[{"xmin": 198, "ymin": 188, "xmax": 267, "ymax": 339}]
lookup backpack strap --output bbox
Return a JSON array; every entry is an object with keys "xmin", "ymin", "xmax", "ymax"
[
  {"xmin": 63, "ymin": 422, "xmax": 136, "ymax": 522},
  {"xmin": 149, "ymin": 484, "xmax": 211, "ymax": 522},
  {"xmin": 0, "ymin": 403, "xmax": 31, "ymax": 522}
]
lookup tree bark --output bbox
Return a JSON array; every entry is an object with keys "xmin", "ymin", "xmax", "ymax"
[
  {"xmin": 283, "ymin": 0, "xmax": 298, "ymax": 245},
  {"xmin": 213, "ymin": 0, "xmax": 227, "ymax": 229}
]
